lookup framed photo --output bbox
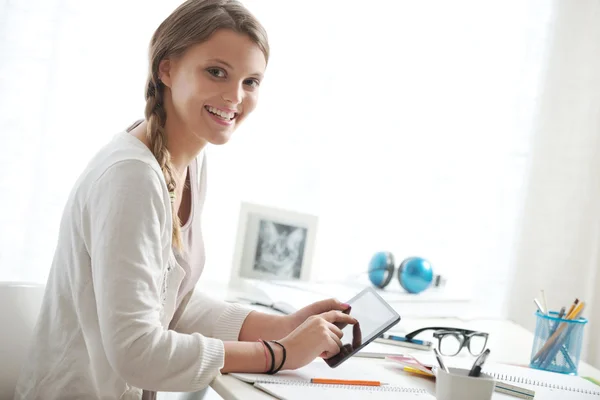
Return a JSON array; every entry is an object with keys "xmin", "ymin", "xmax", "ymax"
[{"xmin": 231, "ymin": 202, "xmax": 318, "ymax": 282}]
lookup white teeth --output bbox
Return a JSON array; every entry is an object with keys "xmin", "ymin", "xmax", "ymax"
[{"xmin": 207, "ymin": 106, "xmax": 235, "ymax": 120}]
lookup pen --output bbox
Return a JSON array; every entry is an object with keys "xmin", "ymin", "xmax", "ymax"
[
  {"xmin": 566, "ymin": 298, "xmax": 579, "ymax": 317},
  {"xmin": 310, "ymin": 378, "xmax": 387, "ymax": 386},
  {"xmin": 433, "ymin": 348, "xmax": 449, "ymax": 374},
  {"xmin": 468, "ymin": 348, "xmax": 490, "ymax": 377},
  {"xmin": 533, "ymin": 298, "xmax": 546, "ymax": 314},
  {"xmin": 553, "ymin": 306, "xmax": 566, "ymax": 332},
  {"xmin": 541, "ymin": 290, "xmax": 549, "ymax": 316}
]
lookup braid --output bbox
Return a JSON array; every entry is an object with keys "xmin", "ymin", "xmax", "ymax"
[{"xmin": 145, "ymin": 77, "xmax": 183, "ymax": 250}]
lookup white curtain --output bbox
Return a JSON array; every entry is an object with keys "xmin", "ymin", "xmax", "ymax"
[{"xmin": 506, "ymin": 0, "xmax": 600, "ymax": 368}]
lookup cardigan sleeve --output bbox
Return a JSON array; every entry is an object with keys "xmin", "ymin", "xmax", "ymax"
[
  {"xmin": 172, "ymin": 290, "xmax": 253, "ymax": 341},
  {"xmin": 84, "ymin": 159, "xmax": 226, "ymax": 392}
]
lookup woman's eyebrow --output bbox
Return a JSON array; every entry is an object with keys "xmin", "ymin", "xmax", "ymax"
[{"xmin": 207, "ymin": 58, "xmax": 234, "ymax": 69}]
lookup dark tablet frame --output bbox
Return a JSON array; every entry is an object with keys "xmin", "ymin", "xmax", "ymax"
[{"xmin": 324, "ymin": 286, "xmax": 401, "ymax": 368}]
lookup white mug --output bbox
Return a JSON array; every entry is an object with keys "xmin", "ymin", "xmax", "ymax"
[{"xmin": 436, "ymin": 367, "xmax": 496, "ymax": 400}]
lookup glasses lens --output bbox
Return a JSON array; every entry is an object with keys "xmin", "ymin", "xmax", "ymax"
[
  {"xmin": 438, "ymin": 333, "xmax": 462, "ymax": 356},
  {"xmin": 468, "ymin": 334, "xmax": 487, "ymax": 356}
]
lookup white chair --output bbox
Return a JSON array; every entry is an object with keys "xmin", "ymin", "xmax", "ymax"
[{"xmin": 0, "ymin": 282, "xmax": 45, "ymax": 399}]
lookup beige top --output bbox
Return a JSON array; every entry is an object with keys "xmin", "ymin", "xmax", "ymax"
[
  {"xmin": 176, "ymin": 150, "xmax": 207, "ymax": 308},
  {"xmin": 15, "ymin": 130, "xmax": 252, "ymax": 400}
]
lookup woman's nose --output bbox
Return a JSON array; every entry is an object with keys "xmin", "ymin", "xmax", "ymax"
[{"xmin": 221, "ymin": 82, "xmax": 244, "ymax": 105}]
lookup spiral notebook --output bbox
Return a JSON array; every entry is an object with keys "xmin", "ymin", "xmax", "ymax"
[
  {"xmin": 483, "ymin": 363, "xmax": 600, "ymax": 399},
  {"xmin": 252, "ymin": 379, "xmax": 435, "ymax": 400},
  {"xmin": 229, "ymin": 360, "xmax": 435, "ymax": 399},
  {"xmin": 409, "ymin": 353, "xmax": 600, "ymax": 399}
]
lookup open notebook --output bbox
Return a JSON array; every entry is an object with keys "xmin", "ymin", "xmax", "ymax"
[
  {"xmin": 253, "ymin": 380, "xmax": 435, "ymax": 400},
  {"xmin": 483, "ymin": 362, "xmax": 600, "ymax": 399},
  {"xmin": 398, "ymin": 353, "xmax": 600, "ymax": 399},
  {"xmin": 230, "ymin": 359, "xmax": 435, "ymax": 400},
  {"xmin": 427, "ymin": 354, "xmax": 600, "ymax": 399}
]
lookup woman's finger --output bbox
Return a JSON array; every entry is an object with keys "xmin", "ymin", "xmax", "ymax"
[
  {"xmin": 323, "ymin": 332, "xmax": 343, "ymax": 358},
  {"xmin": 327, "ymin": 328, "xmax": 343, "ymax": 348},
  {"xmin": 310, "ymin": 298, "xmax": 350, "ymax": 315},
  {"xmin": 352, "ymin": 322, "xmax": 363, "ymax": 348},
  {"xmin": 326, "ymin": 321, "xmax": 344, "ymax": 338},
  {"xmin": 320, "ymin": 310, "xmax": 357, "ymax": 325}
]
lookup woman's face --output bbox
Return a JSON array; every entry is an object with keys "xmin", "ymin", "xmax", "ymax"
[{"xmin": 159, "ymin": 28, "xmax": 267, "ymax": 145}]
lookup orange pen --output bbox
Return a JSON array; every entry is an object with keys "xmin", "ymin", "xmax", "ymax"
[{"xmin": 310, "ymin": 378, "xmax": 387, "ymax": 386}]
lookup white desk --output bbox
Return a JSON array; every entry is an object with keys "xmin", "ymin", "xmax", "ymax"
[
  {"xmin": 210, "ymin": 316, "xmax": 600, "ymax": 399},
  {"xmin": 167, "ymin": 280, "xmax": 600, "ymax": 400}
]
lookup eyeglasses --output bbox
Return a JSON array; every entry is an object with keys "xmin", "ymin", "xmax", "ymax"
[{"xmin": 405, "ymin": 327, "xmax": 489, "ymax": 357}]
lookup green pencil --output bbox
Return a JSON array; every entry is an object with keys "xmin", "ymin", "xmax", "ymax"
[{"xmin": 583, "ymin": 376, "xmax": 600, "ymax": 387}]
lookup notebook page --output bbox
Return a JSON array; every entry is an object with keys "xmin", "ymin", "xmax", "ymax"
[
  {"xmin": 230, "ymin": 358, "xmax": 410, "ymax": 383},
  {"xmin": 229, "ymin": 358, "xmax": 435, "ymax": 393},
  {"xmin": 484, "ymin": 362, "xmax": 600, "ymax": 396},
  {"xmin": 492, "ymin": 385, "xmax": 599, "ymax": 400},
  {"xmin": 229, "ymin": 360, "xmax": 336, "ymax": 383},
  {"xmin": 399, "ymin": 353, "xmax": 599, "ymax": 399},
  {"xmin": 254, "ymin": 382, "xmax": 436, "ymax": 400}
]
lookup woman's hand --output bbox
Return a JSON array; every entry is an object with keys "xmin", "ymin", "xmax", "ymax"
[
  {"xmin": 238, "ymin": 297, "xmax": 350, "ymax": 343},
  {"xmin": 277, "ymin": 310, "xmax": 358, "ymax": 370},
  {"xmin": 286, "ymin": 298, "xmax": 351, "ymax": 332}
]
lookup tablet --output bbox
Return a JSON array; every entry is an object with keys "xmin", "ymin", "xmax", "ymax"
[{"xmin": 324, "ymin": 287, "xmax": 401, "ymax": 368}]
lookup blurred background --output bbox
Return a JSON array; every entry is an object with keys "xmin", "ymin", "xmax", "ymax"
[{"xmin": 1, "ymin": 0, "xmax": 599, "ymax": 368}]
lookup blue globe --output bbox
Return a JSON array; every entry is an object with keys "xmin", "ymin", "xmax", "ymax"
[{"xmin": 398, "ymin": 257, "xmax": 434, "ymax": 294}]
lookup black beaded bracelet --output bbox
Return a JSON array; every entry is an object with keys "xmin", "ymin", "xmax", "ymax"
[
  {"xmin": 270, "ymin": 340, "xmax": 287, "ymax": 374},
  {"xmin": 261, "ymin": 339, "xmax": 276, "ymax": 374}
]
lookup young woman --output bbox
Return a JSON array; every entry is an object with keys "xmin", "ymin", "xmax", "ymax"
[{"xmin": 14, "ymin": 1, "xmax": 356, "ymax": 399}]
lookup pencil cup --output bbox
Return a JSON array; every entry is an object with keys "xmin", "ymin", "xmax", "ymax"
[
  {"xmin": 530, "ymin": 310, "xmax": 587, "ymax": 375},
  {"xmin": 436, "ymin": 367, "xmax": 496, "ymax": 400}
]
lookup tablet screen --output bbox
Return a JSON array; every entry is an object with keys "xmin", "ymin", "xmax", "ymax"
[{"xmin": 325, "ymin": 287, "xmax": 400, "ymax": 367}]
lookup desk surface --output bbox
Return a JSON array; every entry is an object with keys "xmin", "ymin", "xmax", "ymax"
[
  {"xmin": 184, "ymin": 280, "xmax": 600, "ymax": 400},
  {"xmin": 211, "ymin": 316, "xmax": 600, "ymax": 400}
]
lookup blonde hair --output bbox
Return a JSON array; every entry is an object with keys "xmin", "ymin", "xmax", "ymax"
[{"xmin": 144, "ymin": 0, "xmax": 269, "ymax": 249}]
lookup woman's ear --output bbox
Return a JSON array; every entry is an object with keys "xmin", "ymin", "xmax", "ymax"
[{"xmin": 158, "ymin": 59, "xmax": 173, "ymax": 88}]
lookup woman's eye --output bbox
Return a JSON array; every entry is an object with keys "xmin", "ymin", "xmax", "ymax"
[
  {"xmin": 244, "ymin": 78, "xmax": 260, "ymax": 88},
  {"xmin": 207, "ymin": 68, "xmax": 226, "ymax": 78}
]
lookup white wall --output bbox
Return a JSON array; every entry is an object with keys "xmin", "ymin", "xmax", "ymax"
[
  {"xmin": 205, "ymin": 0, "xmax": 555, "ymax": 319},
  {"xmin": 0, "ymin": 0, "xmax": 555, "ymax": 319}
]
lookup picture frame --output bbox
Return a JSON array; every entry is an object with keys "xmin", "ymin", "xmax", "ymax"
[{"xmin": 231, "ymin": 202, "xmax": 318, "ymax": 283}]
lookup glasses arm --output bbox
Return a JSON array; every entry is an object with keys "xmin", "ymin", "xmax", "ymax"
[{"xmin": 405, "ymin": 327, "xmax": 461, "ymax": 340}]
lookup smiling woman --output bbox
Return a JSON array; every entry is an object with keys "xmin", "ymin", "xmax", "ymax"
[
  {"xmin": 12, "ymin": 1, "xmax": 358, "ymax": 399},
  {"xmin": 129, "ymin": 5, "xmax": 269, "ymax": 250}
]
